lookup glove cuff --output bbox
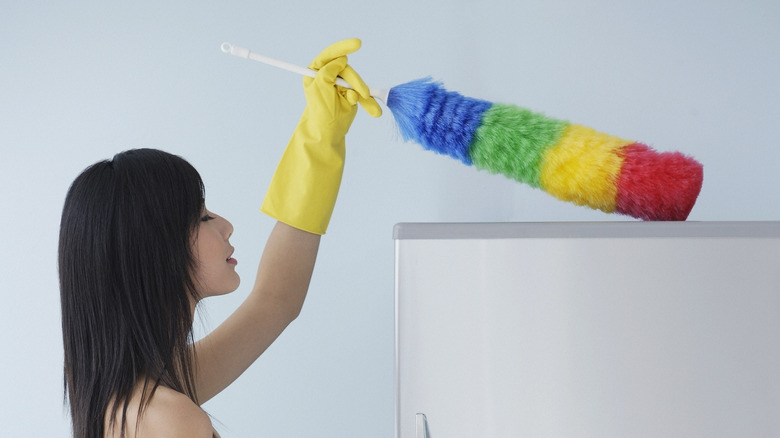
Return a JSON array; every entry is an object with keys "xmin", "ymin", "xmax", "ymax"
[{"xmin": 261, "ymin": 123, "xmax": 346, "ymax": 235}]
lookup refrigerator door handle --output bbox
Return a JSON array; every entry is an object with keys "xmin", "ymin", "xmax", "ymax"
[{"xmin": 416, "ymin": 413, "xmax": 430, "ymax": 438}]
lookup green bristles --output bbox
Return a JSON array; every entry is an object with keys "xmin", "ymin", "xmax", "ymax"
[{"xmin": 469, "ymin": 104, "xmax": 568, "ymax": 188}]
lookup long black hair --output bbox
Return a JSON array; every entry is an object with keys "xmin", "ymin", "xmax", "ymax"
[{"xmin": 59, "ymin": 148, "xmax": 206, "ymax": 437}]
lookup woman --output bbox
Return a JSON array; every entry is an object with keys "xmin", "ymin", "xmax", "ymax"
[{"xmin": 58, "ymin": 39, "xmax": 381, "ymax": 438}]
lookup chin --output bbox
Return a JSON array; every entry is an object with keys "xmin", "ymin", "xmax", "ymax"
[
  {"xmin": 221, "ymin": 275, "xmax": 241, "ymax": 295},
  {"xmin": 200, "ymin": 273, "xmax": 241, "ymax": 298}
]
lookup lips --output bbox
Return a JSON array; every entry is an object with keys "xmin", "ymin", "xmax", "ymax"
[{"xmin": 227, "ymin": 247, "xmax": 237, "ymax": 265}]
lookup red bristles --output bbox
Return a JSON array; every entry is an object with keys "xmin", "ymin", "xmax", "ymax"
[{"xmin": 615, "ymin": 143, "xmax": 704, "ymax": 221}]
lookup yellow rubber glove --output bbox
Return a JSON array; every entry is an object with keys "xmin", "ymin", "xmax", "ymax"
[{"xmin": 261, "ymin": 38, "xmax": 381, "ymax": 234}]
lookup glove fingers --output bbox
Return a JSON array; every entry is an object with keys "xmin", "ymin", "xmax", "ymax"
[
  {"xmin": 336, "ymin": 65, "xmax": 370, "ymax": 99},
  {"xmin": 358, "ymin": 95, "xmax": 383, "ymax": 118},
  {"xmin": 314, "ymin": 55, "xmax": 348, "ymax": 85},
  {"xmin": 331, "ymin": 64, "xmax": 383, "ymax": 118},
  {"xmin": 343, "ymin": 89, "xmax": 359, "ymax": 106},
  {"xmin": 309, "ymin": 38, "xmax": 361, "ymax": 70},
  {"xmin": 305, "ymin": 39, "xmax": 383, "ymax": 117}
]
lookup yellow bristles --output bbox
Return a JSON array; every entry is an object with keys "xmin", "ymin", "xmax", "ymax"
[{"xmin": 539, "ymin": 124, "xmax": 633, "ymax": 213}]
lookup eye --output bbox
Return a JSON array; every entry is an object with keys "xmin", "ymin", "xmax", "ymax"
[{"xmin": 201, "ymin": 213, "xmax": 215, "ymax": 222}]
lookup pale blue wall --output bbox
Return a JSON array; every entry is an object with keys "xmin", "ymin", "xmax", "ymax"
[{"xmin": 2, "ymin": 0, "xmax": 779, "ymax": 436}]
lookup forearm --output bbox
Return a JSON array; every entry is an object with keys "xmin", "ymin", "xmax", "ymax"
[
  {"xmin": 251, "ymin": 221, "xmax": 321, "ymax": 322},
  {"xmin": 193, "ymin": 221, "xmax": 320, "ymax": 403}
]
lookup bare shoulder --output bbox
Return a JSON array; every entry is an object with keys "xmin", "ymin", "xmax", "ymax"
[
  {"xmin": 106, "ymin": 385, "xmax": 214, "ymax": 438},
  {"xmin": 140, "ymin": 386, "xmax": 214, "ymax": 437}
]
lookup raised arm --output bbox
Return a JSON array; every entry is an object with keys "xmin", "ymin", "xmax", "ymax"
[
  {"xmin": 193, "ymin": 221, "xmax": 319, "ymax": 403},
  {"xmin": 192, "ymin": 39, "xmax": 381, "ymax": 403}
]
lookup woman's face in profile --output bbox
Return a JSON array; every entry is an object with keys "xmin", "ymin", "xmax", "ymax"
[{"xmin": 191, "ymin": 207, "xmax": 240, "ymax": 299}]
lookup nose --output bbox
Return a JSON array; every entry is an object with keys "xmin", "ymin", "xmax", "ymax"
[
  {"xmin": 209, "ymin": 211, "xmax": 233, "ymax": 239},
  {"xmin": 222, "ymin": 216, "xmax": 234, "ymax": 239},
  {"xmin": 212, "ymin": 213, "xmax": 233, "ymax": 240}
]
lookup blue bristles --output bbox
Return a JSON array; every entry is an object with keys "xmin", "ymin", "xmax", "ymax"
[{"xmin": 387, "ymin": 78, "xmax": 492, "ymax": 165}]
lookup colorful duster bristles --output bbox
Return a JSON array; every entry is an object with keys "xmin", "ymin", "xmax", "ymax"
[{"xmin": 387, "ymin": 78, "xmax": 703, "ymax": 221}]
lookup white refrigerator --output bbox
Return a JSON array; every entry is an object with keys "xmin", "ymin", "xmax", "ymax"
[{"xmin": 394, "ymin": 222, "xmax": 780, "ymax": 438}]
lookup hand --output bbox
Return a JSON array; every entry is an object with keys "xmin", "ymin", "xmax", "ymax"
[
  {"xmin": 260, "ymin": 39, "xmax": 379, "ymax": 235},
  {"xmin": 305, "ymin": 38, "xmax": 382, "ymax": 120}
]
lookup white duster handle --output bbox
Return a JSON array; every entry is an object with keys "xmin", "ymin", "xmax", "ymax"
[{"xmin": 220, "ymin": 42, "xmax": 389, "ymax": 104}]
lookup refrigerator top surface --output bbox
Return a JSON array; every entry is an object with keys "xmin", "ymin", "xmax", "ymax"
[{"xmin": 393, "ymin": 221, "xmax": 780, "ymax": 240}]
